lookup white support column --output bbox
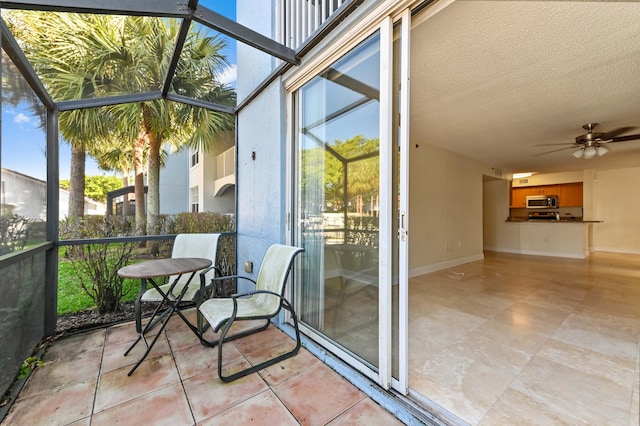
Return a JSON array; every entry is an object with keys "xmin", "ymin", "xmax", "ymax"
[
  {"xmin": 396, "ymin": 7, "xmax": 411, "ymax": 395},
  {"xmin": 378, "ymin": 15, "xmax": 394, "ymax": 391}
]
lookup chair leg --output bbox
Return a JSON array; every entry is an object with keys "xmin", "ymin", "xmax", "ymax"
[
  {"xmin": 198, "ymin": 319, "xmax": 270, "ymax": 348},
  {"xmin": 217, "ymin": 300, "xmax": 302, "ymax": 383}
]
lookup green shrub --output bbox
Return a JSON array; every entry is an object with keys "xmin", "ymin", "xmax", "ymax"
[
  {"xmin": 57, "ymin": 212, "xmax": 237, "ymax": 313},
  {"xmin": 169, "ymin": 212, "xmax": 234, "ymax": 234},
  {"xmin": 59, "ymin": 216, "xmax": 137, "ymax": 314},
  {"xmin": 169, "ymin": 212, "xmax": 236, "ymax": 278},
  {"xmin": 57, "ymin": 258, "xmax": 139, "ymax": 315},
  {"xmin": 0, "ymin": 214, "xmax": 29, "ymax": 255}
]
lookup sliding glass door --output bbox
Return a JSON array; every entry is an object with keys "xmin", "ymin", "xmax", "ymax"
[
  {"xmin": 291, "ymin": 10, "xmax": 410, "ymax": 390},
  {"xmin": 294, "ymin": 32, "xmax": 382, "ymax": 370}
]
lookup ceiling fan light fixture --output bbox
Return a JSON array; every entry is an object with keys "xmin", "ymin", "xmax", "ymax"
[
  {"xmin": 596, "ymin": 145, "xmax": 608, "ymax": 156},
  {"xmin": 572, "ymin": 148, "xmax": 584, "ymax": 158},
  {"xmin": 583, "ymin": 146, "xmax": 597, "ymax": 158}
]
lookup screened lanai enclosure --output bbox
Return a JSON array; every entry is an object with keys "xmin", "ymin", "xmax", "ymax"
[{"xmin": 0, "ymin": 0, "xmax": 362, "ymax": 401}]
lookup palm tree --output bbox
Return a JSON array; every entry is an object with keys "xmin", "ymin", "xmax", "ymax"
[
  {"xmin": 59, "ymin": 108, "xmax": 114, "ymax": 218},
  {"xmin": 6, "ymin": 12, "xmax": 125, "ymax": 218},
  {"xmin": 5, "ymin": 12, "xmax": 236, "ymax": 229},
  {"xmin": 104, "ymin": 17, "xmax": 236, "ymax": 235},
  {"xmin": 90, "ymin": 133, "xmax": 169, "ymax": 218}
]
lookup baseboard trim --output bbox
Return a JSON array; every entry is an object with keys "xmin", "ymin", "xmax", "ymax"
[
  {"xmin": 590, "ymin": 247, "xmax": 640, "ymax": 255},
  {"xmin": 487, "ymin": 247, "xmax": 588, "ymax": 259},
  {"xmin": 409, "ymin": 254, "xmax": 485, "ymax": 278}
]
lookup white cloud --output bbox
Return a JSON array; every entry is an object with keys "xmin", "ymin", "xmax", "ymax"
[
  {"xmin": 219, "ymin": 64, "xmax": 237, "ymax": 86},
  {"xmin": 14, "ymin": 113, "xmax": 30, "ymax": 124}
]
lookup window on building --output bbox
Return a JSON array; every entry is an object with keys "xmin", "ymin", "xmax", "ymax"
[
  {"xmin": 190, "ymin": 186, "xmax": 199, "ymax": 212},
  {"xmin": 191, "ymin": 149, "xmax": 199, "ymax": 167}
]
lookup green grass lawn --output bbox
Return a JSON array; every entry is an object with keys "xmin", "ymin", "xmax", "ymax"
[
  {"xmin": 57, "ymin": 260, "xmax": 140, "ymax": 315},
  {"xmin": 56, "ymin": 239, "xmax": 176, "ymax": 316}
]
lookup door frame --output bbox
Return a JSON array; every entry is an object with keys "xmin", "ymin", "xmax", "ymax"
[
  {"xmin": 392, "ymin": 7, "xmax": 411, "ymax": 395},
  {"xmin": 284, "ymin": 2, "xmax": 415, "ymax": 392}
]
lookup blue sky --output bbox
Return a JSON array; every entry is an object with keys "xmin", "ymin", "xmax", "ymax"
[{"xmin": 2, "ymin": 1, "xmax": 236, "ymax": 181}]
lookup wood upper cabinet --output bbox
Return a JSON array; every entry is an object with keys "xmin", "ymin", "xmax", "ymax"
[
  {"xmin": 521, "ymin": 185, "xmax": 558, "ymax": 196},
  {"xmin": 534, "ymin": 185, "xmax": 558, "ymax": 196},
  {"xmin": 558, "ymin": 182, "xmax": 583, "ymax": 207},
  {"xmin": 510, "ymin": 185, "xmax": 557, "ymax": 207},
  {"xmin": 510, "ymin": 183, "xmax": 583, "ymax": 207},
  {"xmin": 510, "ymin": 187, "xmax": 529, "ymax": 207}
]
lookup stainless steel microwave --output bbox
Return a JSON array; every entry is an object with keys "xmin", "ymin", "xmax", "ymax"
[{"xmin": 526, "ymin": 194, "xmax": 559, "ymax": 209}]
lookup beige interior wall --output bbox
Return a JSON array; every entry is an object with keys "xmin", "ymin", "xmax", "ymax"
[
  {"xmin": 590, "ymin": 166, "xmax": 640, "ymax": 254},
  {"xmin": 483, "ymin": 179, "xmax": 519, "ymax": 252},
  {"xmin": 408, "ymin": 143, "xmax": 489, "ymax": 276}
]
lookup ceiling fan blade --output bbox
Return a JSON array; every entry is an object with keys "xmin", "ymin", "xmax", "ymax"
[
  {"xmin": 533, "ymin": 146, "xmax": 576, "ymax": 156},
  {"xmin": 602, "ymin": 126, "xmax": 637, "ymax": 139},
  {"xmin": 535, "ymin": 143, "xmax": 575, "ymax": 147},
  {"xmin": 609, "ymin": 133, "xmax": 640, "ymax": 143}
]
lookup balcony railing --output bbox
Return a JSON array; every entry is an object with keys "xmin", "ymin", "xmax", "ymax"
[{"xmin": 284, "ymin": 0, "xmax": 348, "ymax": 50}]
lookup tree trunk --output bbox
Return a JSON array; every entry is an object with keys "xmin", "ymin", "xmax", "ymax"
[
  {"xmin": 68, "ymin": 143, "xmax": 86, "ymax": 218},
  {"xmin": 146, "ymin": 130, "xmax": 162, "ymax": 256},
  {"xmin": 133, "ymin": 131, "xmax": 146, "ymax": 235},
  {"xmin": 121, "ymin": 173, "xmax": 132, "ymax": 217},
  {"xmin": 147, "ymin": 131, "xmax": 161, "ymax": 234}
]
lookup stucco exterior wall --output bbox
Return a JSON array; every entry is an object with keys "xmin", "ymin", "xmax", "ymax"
[
  {"xmin": 201, "ymin": 150, "xmax": 235, "ymax": 214},
  {"xmin": 236, "ymin": 0, "xmax": 280, "ymax": 101},
  {"xmin": 159, "ymin": 150, "xmax": 189, "ymax": 214},
  {"xmin": 236, "ymin": 0, "xmax": 286, "ymax": 288},
  {"xmin": 2, "ymin": 170, "xmax": 47, "ymax": 221},
  {"xmin": 2, "ymin": 168, "xmax": 105, "ymax": 220},
  {"xmin": 235, "ymin": 82, "xmax": 287, "ymax": 287}
]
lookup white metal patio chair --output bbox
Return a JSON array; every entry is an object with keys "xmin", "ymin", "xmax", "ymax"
[
  {"xmin": 134, "ymin": 233, "xmax": 222, "ymax": 333},
  {"xmin": 198, "ymin": 243, "xmax": 304, "ymax": 382}
]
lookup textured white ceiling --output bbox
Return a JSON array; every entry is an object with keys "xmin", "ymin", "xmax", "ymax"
[{"xmin": 410, "ymin": 0, "xmax": 640, "ymax": 174}]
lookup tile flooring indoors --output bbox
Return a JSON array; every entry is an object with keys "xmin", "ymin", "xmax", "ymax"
[
  {"xmin": 2, "ymin": 310, "xmax": 404, "ymax": 425},
  {"xmin": 319, "ymin": 250, "xmax": 640, "ymax": 425},
  {"xmin": 409, "ymin": 251, "xmax": 640, "ymax": 425}
]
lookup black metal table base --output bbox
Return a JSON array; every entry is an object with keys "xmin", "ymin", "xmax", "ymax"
[{"xmin": 124, "ymin": 273, "xmax": 202, "ymax": 376}]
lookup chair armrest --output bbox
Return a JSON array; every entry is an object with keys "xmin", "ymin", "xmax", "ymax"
[
  {"xmin": 200, "ymin": 265, "xmax": 223, "ymax": 278},
  {"xmin": 199, "ymin": 265, "xmax": 223, "ymax": 289},
  {"xmin": 223, "ymin": 289, "xmax": 288, "ymax": 329},
  {"xmin": 198, "ymin": 275, "xmax": 256, "ymax": 301},
  {"xmin": 230, "ymin": 289, "xmax": 281, "ymax": 299},
  {"xmin": 195, "ymin": 265, "xmax": 223, "ymax": 303}
]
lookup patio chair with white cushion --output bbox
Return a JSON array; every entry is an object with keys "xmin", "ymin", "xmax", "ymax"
[
  {"xmin": 135, "ymin": 233, "xmax": 222, "ymax": 333},
  {"xmin": 198, "ymin": 243, "xmax": 304, "ymax": 382}
]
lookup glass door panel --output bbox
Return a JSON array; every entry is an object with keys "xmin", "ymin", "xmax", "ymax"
[{"xmin": 295, "ymin": 33, "xmax": 381, "ymax": 368}]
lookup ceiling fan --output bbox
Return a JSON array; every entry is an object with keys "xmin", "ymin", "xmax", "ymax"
[{"xmin": 536, "ymin": 123, "xmax": 640, "ymax": 158}]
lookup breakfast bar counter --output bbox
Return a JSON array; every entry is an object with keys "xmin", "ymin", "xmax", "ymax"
[{"xmin": 502, "ymin": 218, "xmax": 601, "ymax": 259}]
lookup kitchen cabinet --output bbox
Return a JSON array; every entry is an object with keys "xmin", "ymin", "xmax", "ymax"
[
  {"xmin": 510, "ymin": 183, "xmax": 582, "ymax": 208},
  {"xmin": 529, "ymin": 185, "xmax": 558, "ymax": 196},
  {"xmin": 510, "ymin": 185, "xmax": 558, "ymax": 207},
  {"xmin": 558, "ymin": 182, "xmax": 583, "ymax": 207},
  {"xmin": 510, "ymin": 187, "xmax": 529, "ymax": 207}
]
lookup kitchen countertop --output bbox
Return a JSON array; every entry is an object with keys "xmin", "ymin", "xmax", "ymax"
[{"xmin": 506, "ymin": 217, "xmax": 602, "ymax": 223}]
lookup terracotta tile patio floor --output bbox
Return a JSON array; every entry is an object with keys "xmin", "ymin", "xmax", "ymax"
[{"xmin": 3, "ymin": 308, "xmax": 406, "ymax": 425}]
